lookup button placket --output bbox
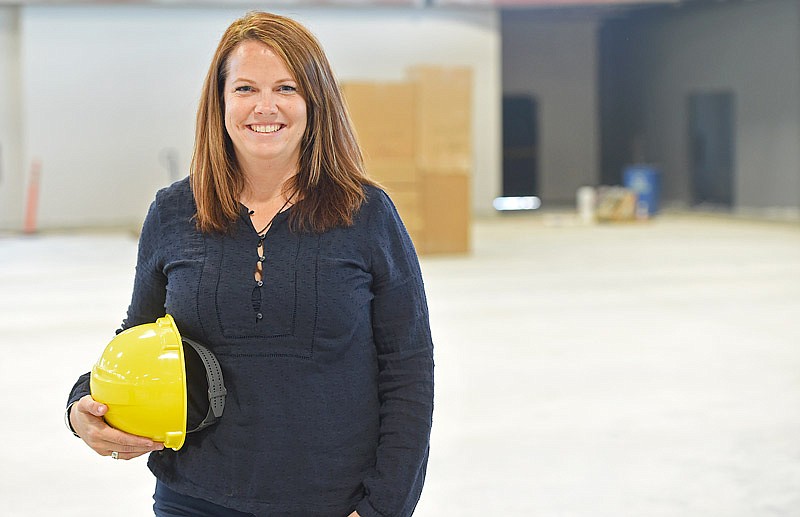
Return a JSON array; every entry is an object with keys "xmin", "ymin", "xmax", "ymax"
[
  {"xmin": 254, "ymin": 236, "xmax": 266, "ymax": 322},
  {"xmin": 246, "ymin": 195, "xmax": 295, "ymax": 324}
]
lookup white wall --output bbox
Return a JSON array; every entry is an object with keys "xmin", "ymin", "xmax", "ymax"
[
  {"xmin": 502, "ymin": 13, "xmax": 600, "ymax": 205},
  {"xmin": 0, "ymin": 7, "xmax": 23, "ymax": 229},
  {"xmin": 10, "ymin": 6, "xmax": 500, "ymax": 231},
  {"xmin": 637, "ymin": 0, "xmax": 800, "ymax": 212}
]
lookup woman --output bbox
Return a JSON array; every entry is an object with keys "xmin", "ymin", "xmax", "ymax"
[{"xmin": 66, "ymin": 11, "xmax": 434, "ymax": 517}]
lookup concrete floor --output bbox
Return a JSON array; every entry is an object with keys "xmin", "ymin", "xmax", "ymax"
[{"xmin": 1, "ymin": 213, "xmax": 799, "ymax": 516}]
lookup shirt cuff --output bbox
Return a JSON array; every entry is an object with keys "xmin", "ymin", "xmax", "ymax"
[{"xmin": 64, "ymin": 402, "xmax": 80, "ymax": 438}]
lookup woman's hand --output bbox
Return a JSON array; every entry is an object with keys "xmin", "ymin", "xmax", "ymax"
[{"xmin": 69, "ymin": 394, "xmax": 164, "ymax": 460}]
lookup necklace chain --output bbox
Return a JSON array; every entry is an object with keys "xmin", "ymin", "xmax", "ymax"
[{"xmin": 255, "ymin": 193, "xmax": 294, "ymax": 237}]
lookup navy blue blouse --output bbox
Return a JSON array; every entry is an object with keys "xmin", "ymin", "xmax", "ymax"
[{"xmin": 68, "ymin": 178, "xmax": 434, "ymax": 517}]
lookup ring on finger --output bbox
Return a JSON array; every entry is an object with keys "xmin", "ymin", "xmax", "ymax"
[{"xmin": 111, "ymin": 451, "xmax": 119, "ymax": 460}]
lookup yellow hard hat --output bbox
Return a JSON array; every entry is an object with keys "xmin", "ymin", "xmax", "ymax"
[{"xmin": 90, "ymin": 314, "xmax": 226, "ymax": 450}]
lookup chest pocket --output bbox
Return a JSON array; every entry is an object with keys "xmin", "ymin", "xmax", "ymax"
[{"xmin": 198, "ymin": 224, "xmax": 319, "ymax": 359}]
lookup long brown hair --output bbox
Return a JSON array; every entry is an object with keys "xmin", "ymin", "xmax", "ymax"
[{"xmin": 191, "ymin": 11, "xmax": 374, "ymax": 233}]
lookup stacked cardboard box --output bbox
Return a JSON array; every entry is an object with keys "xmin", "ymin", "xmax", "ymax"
[
  {"xmin": 342, "ymin": 66, "xmax": 472, "ymax": 254},
  {"xmin": 342, "ymin": 81, "xmax": 422, "ymax": 243}
]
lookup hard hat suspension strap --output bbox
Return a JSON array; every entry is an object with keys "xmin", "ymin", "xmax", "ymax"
[{"xmin": 183, "ymin": 337, "xmax": 227, "ymax": 433}]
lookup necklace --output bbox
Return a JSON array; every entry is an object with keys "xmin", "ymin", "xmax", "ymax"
[{"xmin": 254, "ymin": 193, "xmax": 295, "ymax": 240}]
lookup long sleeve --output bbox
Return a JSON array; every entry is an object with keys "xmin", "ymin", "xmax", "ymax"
[
  {"xmin": 66, "ymin": 197, "xmax": 168, "ymax": 409},
  {"xmin": 356, "ymin": 191, "xmax": 435, "ymax": 517}
]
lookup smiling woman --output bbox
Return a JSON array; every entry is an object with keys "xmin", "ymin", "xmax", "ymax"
[{"xmin": 65, "ymin": 11, "xmax": 434, "ymax": 517}]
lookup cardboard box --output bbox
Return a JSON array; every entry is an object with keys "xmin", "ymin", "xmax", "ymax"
[
  {"xmin": 382, "ymin": 183, "xmax": 424, "ymax": 247},
  {"xmin": 364, "ymin": 160, "xmax": 418, "ymax": 186},
  {"xmin": 407, "ymin": 66, "xmax": 473, "ymax": 172},
  {"xmin": 595, "ymin": 186, "xmax": 637, "ymax": 222},
  {"xmin": 343, "ymin": 73, "xmax": 473, "ymax": 254},
  {"xmin": 420, "ymin": 173, "xmax": 470, "ymax": 254},
  {"xmin": 342, "ymin": 81, "xmax": 415, "ymax": 164}
]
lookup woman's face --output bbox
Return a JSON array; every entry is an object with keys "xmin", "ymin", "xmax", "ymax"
[{"xmin": 223, "ymin": 40, "xmax": 307, "ymax": 175}]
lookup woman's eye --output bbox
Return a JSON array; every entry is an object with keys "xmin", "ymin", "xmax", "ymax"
[
  {"xmin": 234, "ymin": 85, "xmax": 254, "ymax": 93},
  {"xmin": 278, "ymin": 85, "xmax": 297, "ymax": 93}
]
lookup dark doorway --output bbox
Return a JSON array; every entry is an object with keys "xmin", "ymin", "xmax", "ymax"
[
  {"xmin": 688, "ymin": 92, "xmax": 735, "ymax": 208},
  {"xmin": 502, "ymin": 94, "xmax": 539, "ymax": 197}
]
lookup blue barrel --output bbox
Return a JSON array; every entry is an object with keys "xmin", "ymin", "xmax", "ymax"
[{"xmin": 623, "ymin": 165, "xmax": 661, "ymax": 216}]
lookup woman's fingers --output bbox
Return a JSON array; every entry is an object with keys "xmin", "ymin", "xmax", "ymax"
[
  {"xmin": 97, "ymin": 428, "xmax": 164, "ymax": 458},
  {"xmin": 71, "ymin": 395, "xmax": 164, "ymax": 458}
]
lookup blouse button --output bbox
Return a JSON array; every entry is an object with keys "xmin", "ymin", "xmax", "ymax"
[
  {"xmin": 256, "ymin": 312, "xmax": 263, "ymax": 320},
  {"xmin": 257, "ymin": 280, "xmax": 263, "ymax": 287},
  {"xmin": 259, "ymin": 256, "xmax": 266, "ymax": 262}
]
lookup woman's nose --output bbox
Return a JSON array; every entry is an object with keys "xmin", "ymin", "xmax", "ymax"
[{"xmin": 255, "ymin": 93, "xmax": 278, "ymax": 115}]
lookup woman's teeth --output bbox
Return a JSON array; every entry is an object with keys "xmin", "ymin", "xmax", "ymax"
[{"xmin": 250, "ymin": 124, "xmax": 281, "ymax": 133}]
